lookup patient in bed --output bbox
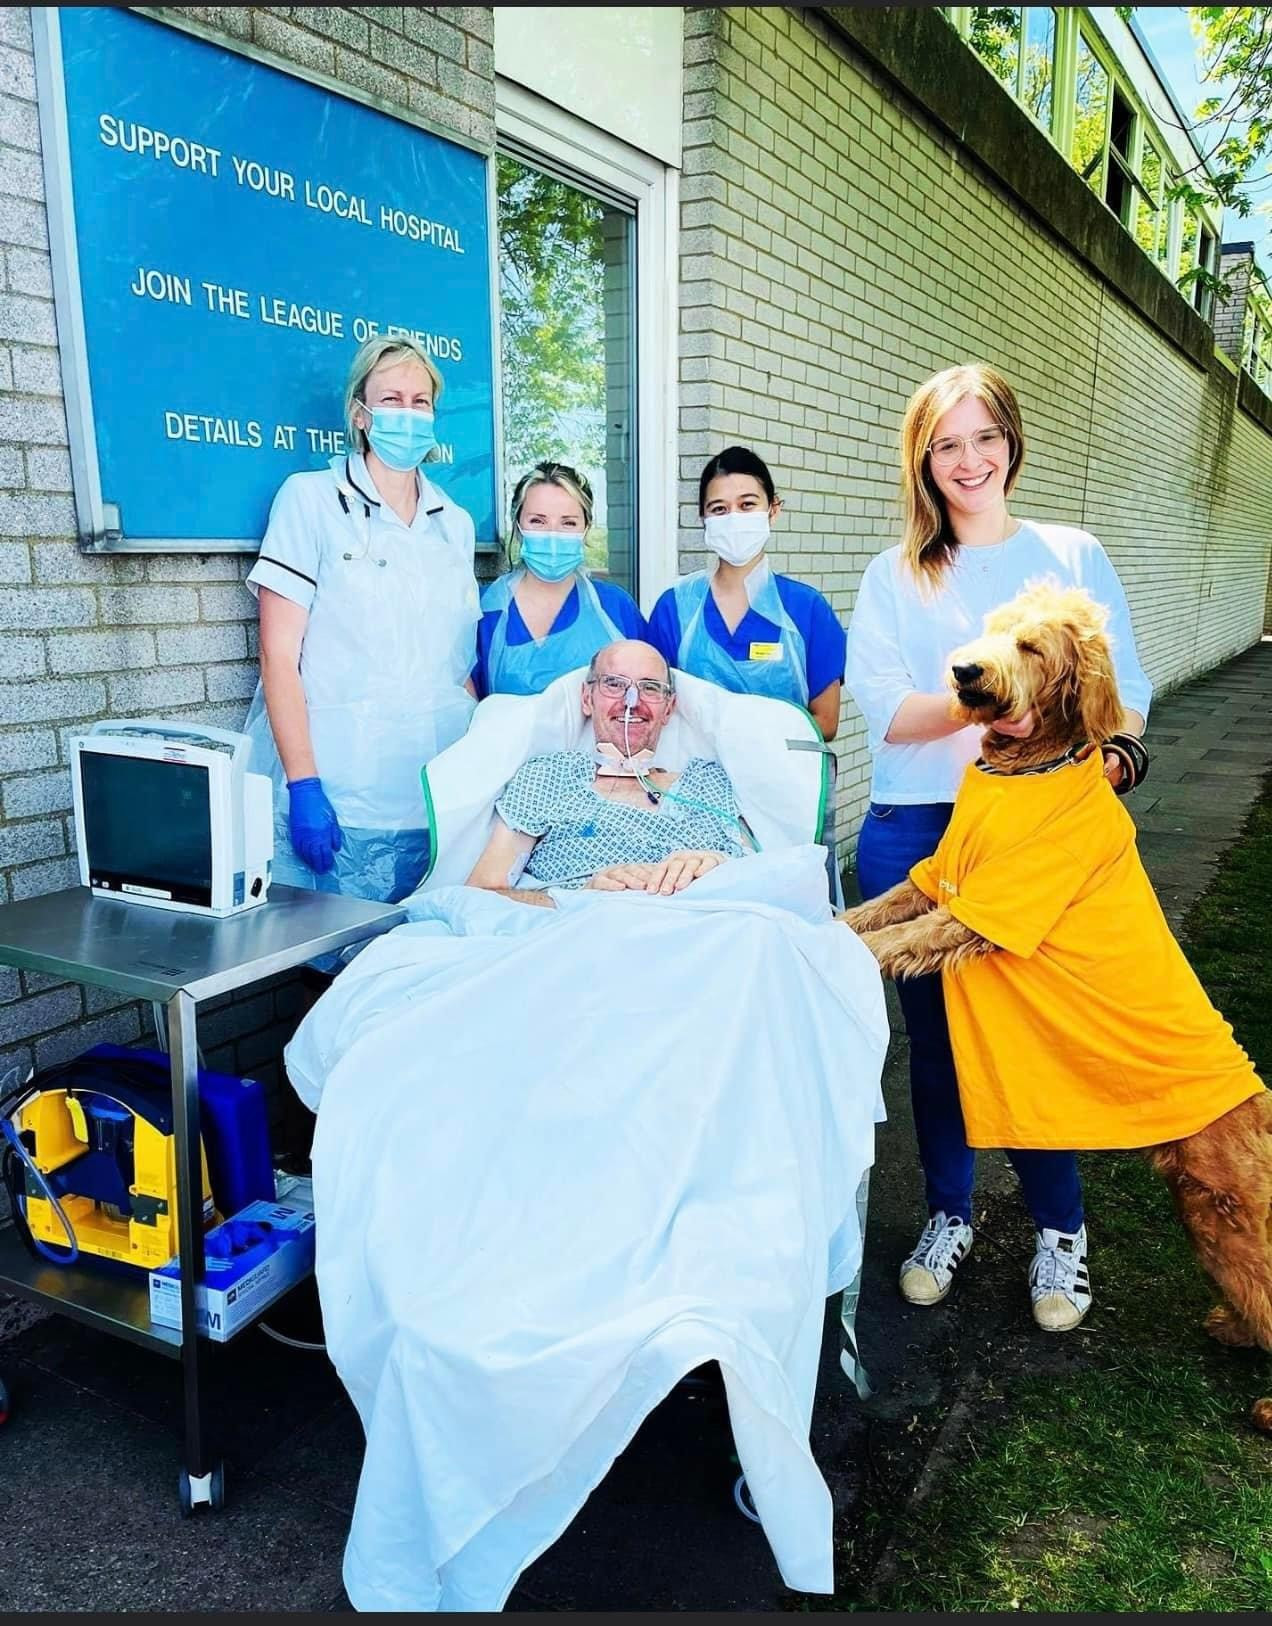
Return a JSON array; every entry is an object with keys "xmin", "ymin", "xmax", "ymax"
[{"xmin": 466, "ymin": 638, "xmax": 750, "ymax": 902}]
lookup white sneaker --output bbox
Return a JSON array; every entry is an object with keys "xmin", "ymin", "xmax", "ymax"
[
  {"xmin": 1030, "ymin": 1224, "xmax": 1092, "ymax": 1331},
  {"xmin": 899, "ymin": 1210, "xmax": 973, "ymax": 1305}
]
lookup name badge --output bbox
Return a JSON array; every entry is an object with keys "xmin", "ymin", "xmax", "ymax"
[{"xmin": 748, "ymin": 641, "xmax": 782, "ymax": 662}]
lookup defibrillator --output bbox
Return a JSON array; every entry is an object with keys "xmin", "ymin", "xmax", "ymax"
[{"xmin": 0, "ymin": 1052, "xmax": 229, "ymax": 1271}]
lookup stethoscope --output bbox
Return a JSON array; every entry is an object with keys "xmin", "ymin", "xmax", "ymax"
[{"xmin": 334, "ymin": 458, "xmax": 446, "ymax": 568}]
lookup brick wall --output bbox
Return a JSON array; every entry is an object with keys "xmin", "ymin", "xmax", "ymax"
[
  {"xmin": 0, "ymin": 6, "xmax": 494, "ymax": 1105},
  {"xmin": 1214, "ymin": 246, "xmax": 1254, "ymax": 364},
  {"xmin": 677, "ymin": 6, "xmax": 1272, "ymax": 829}
]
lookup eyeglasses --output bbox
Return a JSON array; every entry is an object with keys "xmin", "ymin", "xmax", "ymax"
[
  {"xmin": 927, "ymin": 426, "xmax": 1008, "ymax": 467},
  {"xmin": 588, "ymin": 674, "xmax": 674, "ymax": 700}
]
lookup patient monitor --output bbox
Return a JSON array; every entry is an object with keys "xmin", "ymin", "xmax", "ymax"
[{"xmin": 71, "ymin": 720, "xmax": 273, "ymax": 917}]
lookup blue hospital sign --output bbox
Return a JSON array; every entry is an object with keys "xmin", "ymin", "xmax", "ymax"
[{"xmin": 43, "ymin": 7, "xmax": 496, "ymax": 548}]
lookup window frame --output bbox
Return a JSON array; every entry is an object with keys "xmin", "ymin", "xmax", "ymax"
[{"xmin": 493, "ymin": 79, "xmax": 678, "ymax": 609}]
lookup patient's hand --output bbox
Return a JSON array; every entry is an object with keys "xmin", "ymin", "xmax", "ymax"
[{"xmin": 587, "ymin": 851, "xmax": 726, "ymax": 896}]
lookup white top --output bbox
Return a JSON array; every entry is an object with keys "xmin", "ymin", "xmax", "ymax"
[{"xmin": 846, "ymin": 519, "xmax": 1153, "ymax": 805}]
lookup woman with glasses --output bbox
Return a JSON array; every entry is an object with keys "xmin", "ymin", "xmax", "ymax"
[
  {"xmin": 647, "ymin": 446, "xmax": 847, "ymax": 739},
  {"xmin": 845, "ymin": 362, "xmax": 1152, "ymax": 1335},
  {"xmin": 474, "ymin": 461, "xmax": 646, "ymax": 697}
]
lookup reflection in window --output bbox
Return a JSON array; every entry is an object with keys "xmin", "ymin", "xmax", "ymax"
[
  {"xmin": 1021, "ymin": 8, "xmax": 1056, "ymax": 129},
  {"xmin": 496, "ymin": 154, "xmax": 637, "ymax": 593},
  {"xmin": 1194, "ymin": 227, "xmax": 1216, "ymax": 319},
  {"xmin": 1134, "ymin": 141, "xmax": 1166, "ymax": 262},
  {"xmin": 1178, "ymin": 208, "xmax": 1199, "ymax": 283},
  {"xmin": 970, "ymin": 6, "xmax": 1020, "ymax": 89},
  {"xmin": 1073, "ymin": 33, "xmax": 1109, "ymax": 195}
]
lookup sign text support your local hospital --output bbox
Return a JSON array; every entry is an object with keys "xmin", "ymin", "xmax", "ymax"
[{"xmin": 46, "ymin": 7, "xmax": 496, "ymax": 548}]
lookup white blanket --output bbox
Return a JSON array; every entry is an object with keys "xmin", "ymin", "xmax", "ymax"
[{"xmin": 285, "ymin": 846, "xmax": 888, "ymax": 1612}]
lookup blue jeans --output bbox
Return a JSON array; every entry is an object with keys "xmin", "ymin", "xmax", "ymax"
[{"xmin": 856, "ymin": 802, "xmax": 1084, "ymax": 1235}]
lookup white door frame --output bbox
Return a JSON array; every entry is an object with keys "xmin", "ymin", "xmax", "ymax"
[{"xmin": 494, "ymin": 77, "xmax": 679, "ymax": 611}]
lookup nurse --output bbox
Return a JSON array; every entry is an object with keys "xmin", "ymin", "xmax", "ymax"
[
  {"xmin": 474, "ymin": 460, "xmax": 646, "ymax": 696},
  {"xmin": 243, "ymin": 333, "xmax": 480, "ymax": 905},
  {"xmin": 647, "ymin": 446, "xmax": 847, "ymax": 739}
]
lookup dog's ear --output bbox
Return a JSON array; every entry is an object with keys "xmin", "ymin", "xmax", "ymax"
[{"xmin": 1073, "ymin": 623, "xmax": 1123, "ymax": 744}]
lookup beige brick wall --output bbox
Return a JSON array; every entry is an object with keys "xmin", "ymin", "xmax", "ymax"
[
  {"xmin": 677, "ymin": 6, "xmax": 1272, "ymax": 833},
  {"xmin": 0, "ymin": 5, "xmax": 494, "ymax": 1086}
]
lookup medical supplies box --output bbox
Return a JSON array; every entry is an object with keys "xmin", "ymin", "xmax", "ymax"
[{"xmin": 148, "ymin": 1182, "xmax": 315, "ymax": 1342}]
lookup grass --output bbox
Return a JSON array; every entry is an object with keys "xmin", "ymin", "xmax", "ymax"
[{"xmin": 856, "ymin": 770, "xmax": 1272, "ymax": 1613}]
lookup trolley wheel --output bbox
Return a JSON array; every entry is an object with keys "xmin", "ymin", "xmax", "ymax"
[
  {"xmin": 0, "ymin": 1373, "xmax": 10, "ymax": 1425},
  {"xmin": 178, "ymin": 1460, "xmax": 226, "ymax": 1516}
]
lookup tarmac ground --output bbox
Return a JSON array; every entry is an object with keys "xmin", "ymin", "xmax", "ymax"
[{"xmin": 0, "ymin": 638, "xmax": 1268, "ymax": 1613}]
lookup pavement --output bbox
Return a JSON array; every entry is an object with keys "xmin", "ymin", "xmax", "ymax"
[{"xmin": 0, "ymin": 637, "xmax": 1268, "ymax": 1613}]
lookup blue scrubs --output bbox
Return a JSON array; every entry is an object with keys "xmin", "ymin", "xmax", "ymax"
[
  {"xmin": 473, "ymin": 575, "xmax": 647, "ymax": 697},
  {"xmin": 648, "ymin": 572, "xmax": 846, "ymax": 703}
]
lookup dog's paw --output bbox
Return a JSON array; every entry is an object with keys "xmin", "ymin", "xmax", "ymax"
[
  {"xmin": 1251, "ymin": 1397, "xmax": 1272, "ymax": 1433},
  {"xmin": 1204, "ymin": 1304, "xmax": 1258, "ymax": 1348},
  {"xmin": 836, "ymin": 907, "xmax": 870, "ymax": 932}
]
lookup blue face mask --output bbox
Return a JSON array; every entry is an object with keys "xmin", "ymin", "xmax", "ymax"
[
  {"xmin": 519, "ymin": 529, "xmax": 585, "ymax": 582},
  {"xmin": 362, "ymin": 404, "xmax": 437, "ymax": 471}
]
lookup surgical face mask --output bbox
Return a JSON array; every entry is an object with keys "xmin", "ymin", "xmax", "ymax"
[
  {"xmin": 519, "ymin": 529, "xmax": 585, "ymax": 583},
  {"xmin": 703, "ymin": 509, "xmax": 770, "ymax": 566},
  {"xmin": 362, "ymin": 404, "xmax": 437, "ymax": 471}
]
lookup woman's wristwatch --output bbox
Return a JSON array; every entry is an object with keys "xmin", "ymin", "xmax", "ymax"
[{"xmin": 1104, "ymin": 731, "xmax": 1149, "ymax": 796}]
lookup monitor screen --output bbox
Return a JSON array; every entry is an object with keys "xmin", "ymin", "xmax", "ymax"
[{"xmin": 80, "ymin": 752, "xmax": 214, "ymax": 906}]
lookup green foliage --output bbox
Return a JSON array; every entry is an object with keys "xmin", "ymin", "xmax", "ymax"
[
  {"xmin": 497, "ymin": 155, "xmax": 606, "ymax": 485},
  {"xmin": 970, "ymin": 6, "xmax": 1021, "ymax": 86},
  {"xmin": 1120, "ymin": 7, "xmax": 1272, "ymax": 220}
]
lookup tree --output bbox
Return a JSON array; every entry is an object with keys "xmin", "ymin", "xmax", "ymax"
[{"xmin": 1118, "ymin": 6, "xmax": 1271, "ymax": 294}]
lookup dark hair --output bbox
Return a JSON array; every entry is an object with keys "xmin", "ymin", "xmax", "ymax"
[{"xmin": 698, "ymin": 445, "xmax": 777, "ymax": 515}]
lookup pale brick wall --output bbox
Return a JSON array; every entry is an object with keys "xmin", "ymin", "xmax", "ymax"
[
  {"xmin": 677, "ymin": 6, "xmax": 1272, "ymax": 838},
  {"xmin": 0, "ymin": 5, "xmax": 494, "ymax": 1099}
]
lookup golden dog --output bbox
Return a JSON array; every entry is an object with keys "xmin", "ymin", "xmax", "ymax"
[{"xmin": 840, "ymin": 581, "xmax": 1272, "ymax": 1430}]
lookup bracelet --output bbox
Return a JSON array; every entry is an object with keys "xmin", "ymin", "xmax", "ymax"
[{"xmin": 1104, "ymin": 732, "xmax": 1149, "ymax": 795}]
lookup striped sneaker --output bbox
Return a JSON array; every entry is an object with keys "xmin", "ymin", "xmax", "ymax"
[
  {"xmin": 898, "ymin": 1210, "xmax": 973, "ymax": 1305},
  {"xmin": 1029, "ymin": 1224, "xmax": 1092, "ymax": 1332}
]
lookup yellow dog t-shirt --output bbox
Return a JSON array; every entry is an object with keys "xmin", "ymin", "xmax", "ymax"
[{"xmin": 909, "ymin": 748, "xmax": 1263, "ymax": 1151}]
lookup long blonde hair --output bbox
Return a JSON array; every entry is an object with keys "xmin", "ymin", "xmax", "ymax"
[{"xmin": 900, "ymin": 363, "xmax": 1025, "ymax": 589}]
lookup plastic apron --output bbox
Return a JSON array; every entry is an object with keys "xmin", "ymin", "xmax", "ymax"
[
  {"xmin": 481, "ymin": 567, "xmax": 623, "ymax": 695},
  {"xmin": 243, "ymin": 460, "xmax": 479, "ymax": 907},
  {"xmin": 674, "ymin": 561, "xmax": 810, "ymax": 706}
]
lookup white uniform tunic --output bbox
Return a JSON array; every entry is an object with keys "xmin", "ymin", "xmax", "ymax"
[{"xmin": 243, "ymin": 453, "xmax": 480, "ymax": 895}]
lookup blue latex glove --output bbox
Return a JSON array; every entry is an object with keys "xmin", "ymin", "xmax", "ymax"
[{"xmin": 287, "ymin": 777, "xmax": 343, "ymax": 874}]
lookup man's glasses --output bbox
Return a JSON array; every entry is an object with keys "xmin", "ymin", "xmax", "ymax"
[
  {"xmin": 927, "ymin": 425, "xmax": 1008, "ymax": 467},
  {"xmin": 589, "ymin": 674, "xmax": 674, "ymax": 700}
]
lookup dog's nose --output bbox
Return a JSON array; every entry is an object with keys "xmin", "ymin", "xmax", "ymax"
[{"xmin": 952, "ymin": 662, "xmax": 983, "ymax": 685}]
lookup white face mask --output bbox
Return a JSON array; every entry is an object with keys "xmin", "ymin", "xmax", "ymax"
[{"xmin": 703, "ymin": 510, "xmax": 770, "ymax": 566}]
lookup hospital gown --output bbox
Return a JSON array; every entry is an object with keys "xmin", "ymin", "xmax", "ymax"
[{"xmin": 495, "ymin": 751, "xmax": 745, "ymax": 888}]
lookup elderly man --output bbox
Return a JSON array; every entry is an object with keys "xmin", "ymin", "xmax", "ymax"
[{"xmin": 467, "ymin": 638, "xmax": 750, "ymax": 902}]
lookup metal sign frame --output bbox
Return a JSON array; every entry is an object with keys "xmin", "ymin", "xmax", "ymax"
[{"xmin": 33, "ymin": 6, "xmax": 501, "ymax": 554}]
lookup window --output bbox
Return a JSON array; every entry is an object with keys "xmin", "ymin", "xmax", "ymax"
[
  {"xmin": 1072, "ymin": 32, "xmax": 1110, "ymax": 196},
  {"xmin": 496, "ymin": 153, "xmax": 637, "ymax": 594},
  {"xmin": 1134, "ymin": 140, "xmax": 1168, "ymax": 265},
  {"xmin": 1021, "ymin": 8, "xmax": 1056, "ymax": 129},
  {"xmin": 1193, "ymin": 226, "xmax": 1216, "ymax": 320},
  {"xmin": 970, "ymin": 7, "xmax": 1021, "ymax": 90},
  {"xmin": 1177, "ymin": 208, "xmax": 1199, "ymax": 285},
  {"xmin": 1104, "ymin": 84, "xmax": 1137, "ymax": 224},
  {"xmin": 969, "ymin": 7, "xmax": 1056, "ymax": 132}
]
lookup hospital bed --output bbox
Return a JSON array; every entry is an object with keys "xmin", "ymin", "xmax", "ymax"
[{"xmin": 285, "ymin": 670, "xmax": 886, "ymax": 1610}]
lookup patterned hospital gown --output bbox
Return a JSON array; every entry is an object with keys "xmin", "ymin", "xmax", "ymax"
[{"xmin": 496, "ymin": 752, "xmax": 746, "ymax": 889}]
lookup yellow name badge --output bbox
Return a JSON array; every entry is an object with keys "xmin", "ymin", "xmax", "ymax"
[{"xmin": 748, "ymin": 641, "xmax": 782, "ymax": 661}]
